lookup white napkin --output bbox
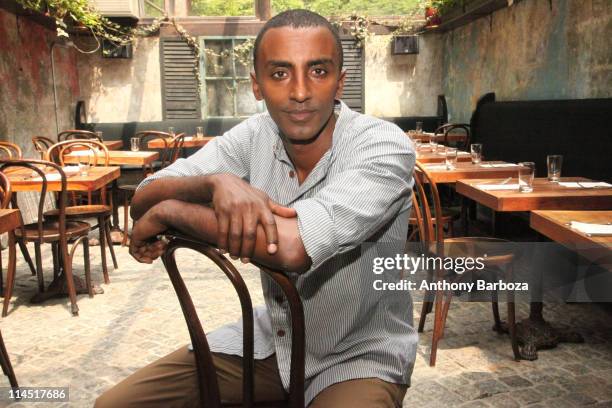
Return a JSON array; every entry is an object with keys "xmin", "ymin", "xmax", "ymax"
[
  {"xmin": 62, "ymin": 166, "xmax": 80, "ymax": 176},
  {"xmin": 558, "ymin": 182, "xmax": 612, "ymax": 189},
  {"xmin": 477, "ymin": 183, "xmax": 520, "ymax": 191},
  {"xmin": 423, "ymin": 164, "xmax": 448, "ymax": 171},
  {"xmin": 570, "ymin": 221, "xmax": 612, "ymax": 236},
  {"xmin": 479, "ymin": 163, "xmax": 519, "ymax": 168},
  {"xmin": 69, "ymin": 151, "xmax": 93, "ymax": 156},
  {"xmin": 457, "ymin": 151, "xmax": 471, "ymax": 156},
  {"xmin": 31, "ymin": 173, "xmax": 62, "ymax": 182}
]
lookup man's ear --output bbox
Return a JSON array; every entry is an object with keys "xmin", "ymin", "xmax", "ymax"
[
  {"xmin": 251, "ymin": 71, "xmax": 263, "ymax": 101},
  {"xmin": 335, "ymin": 69, "xmax": 346, "ymax": 100}
]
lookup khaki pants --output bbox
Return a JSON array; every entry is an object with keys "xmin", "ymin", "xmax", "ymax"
[{"xmin": 95, "ymin": 346, "xmax": 407, "ymax": 408}]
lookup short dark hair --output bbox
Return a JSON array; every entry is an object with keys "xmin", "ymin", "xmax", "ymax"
[{"xmin": 253, "ymin": 9, "xmax": 344, "ymax": 73}]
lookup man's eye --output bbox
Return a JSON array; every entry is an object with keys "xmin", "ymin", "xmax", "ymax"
[
  {"xmin": 272, "ymin": 71, "xmax": 287, "ymax": 79},
  {"xmin": 312, "ymin": 68, "xmax": 327, "ymax": 76}
]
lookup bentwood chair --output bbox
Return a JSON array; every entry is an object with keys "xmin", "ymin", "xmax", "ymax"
[
  {"xmin": 58, "ymin": 130, "xmax": 102, "ymax": 142},
  {"xmin": 0, "ymin": 160, "xmax": 92, "ymax": 316},
  {"xmin": 45, "ymin": 140, "xmax": 117, "ymax": 284},
  {"xmin": 32, "ymin": 136, "xmax": 56, "ymax": 159},
  {"xmin": 0, "ymin": 142, "xmax": 22, "ymax": 159},
  {"xmin": 434, "ymin": 123, "xmax": 471, "ymax": 150},
  {"xmin": 412, "ymin": 162, "xmax": 519, "ymax": 366},
  {"xmin": 118, "ymin": 132, "xmax": 184, "ymax": 246},
  {"xmin": 0, "ymin": 172, "xmax": 13, "ymax": 295},
  {"xmin": 161, "ymin": 233, "xmax": 305, "ymax": 407}
]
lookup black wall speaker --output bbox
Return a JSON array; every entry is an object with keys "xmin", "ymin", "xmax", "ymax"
[
  {"xmin": 102, "ymin": 40, "xmax": 133, "ymax": 58},
  {"xmin": 392, "ymin": 35, "xmax": 419, "ymax": 55}
]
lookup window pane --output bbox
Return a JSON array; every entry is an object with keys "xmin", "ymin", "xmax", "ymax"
[
  {"xmin": 206, "ymin": 80, "xmax": 234, "ymax": 117},
  {"xmin": 190, "ymin": 0, "xmax": 254, "ymax": 16},
  {"xmin": 273, "ymin": 0, "xmax": 421, "ymax": 16},
  {"xmin": 204, "ymin": 40, "xmax": 232, "ymax": 77},
  {"xmin": 236, "ymin": 80, "xmax": 259, "ymax": 116},
  {"xmin": 234, "ymin": 39, "xmax": 254, "ymax": 77},
  {"xmin": 142, "ymin": 0, "xmax": 165, "ymax": 17}
]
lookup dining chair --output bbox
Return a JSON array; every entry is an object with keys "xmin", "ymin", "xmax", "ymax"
[
  {"xmin": 58, "ymin": 129, "xmax": 102, "ymax": 142},
  {"xmin": 161, "ymin": 233, "xmax": 305, "ymax": 407},
  {"xmin": 0, "ymin": 171, "xmax": 13, "ymax": 295},
  {"xmin": 118, "ymin": 132, "xmax": 184, "ymax": 246},
  {"xmin": 0, "ymin": 159, "xmax": 92, "ymax": 316},
  {"xmin": 32, "ymin": 136, "xmax": 56, "ymax": 159},
  {"xmin": 0, "ymin": 142, "xmax": 22, "ymax": 159},
  {"xmin": 434, "ymin": 123, "xmax": 471, "ymax": 150},
  {"xmin": 412, "ymin": 162, "xmax": 519, "ymax": 366},
  {"xmin": 45, "ymin": 140, "xmax": 117, "ymax": 284}
]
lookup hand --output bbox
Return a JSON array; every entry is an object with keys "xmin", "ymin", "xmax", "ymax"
[
  {"xmin": 210, "ymin": 174, "xmax": 296, "ymax": 262},
  {"xmin": 129, "ymin": 208, "xmax": 168, "ymax": 263}
]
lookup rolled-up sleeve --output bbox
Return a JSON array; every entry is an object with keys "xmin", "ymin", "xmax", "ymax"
[{"xmin": 293, "ymin": 124, "xmax": 415, "ymax": 271}]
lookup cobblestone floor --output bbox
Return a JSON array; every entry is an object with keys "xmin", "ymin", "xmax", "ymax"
[{"xmin": 0, "ymin": 239, "xmax": 610, "ymax": 407}]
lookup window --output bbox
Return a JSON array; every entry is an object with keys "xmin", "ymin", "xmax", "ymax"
[
  {"xmin": 140, "ymin": 0, "xmax": 166, "ymax": 17},
  {"xmin": 200, "ymin": 37, "xmax": 261, "ymax": 118}
]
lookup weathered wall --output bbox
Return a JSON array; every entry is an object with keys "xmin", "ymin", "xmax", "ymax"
[
  {"xmin": 77, "ymin": 37, "xmax": 162, "ymax": 123},
  {"xmin": 442, "ymin": 0, "xmax": 612, "ymax": 122},
  {"xmin": 0, "ymin": 9, "xmax": 79, "ymax": 157},
  {"xmin": 364, "ymin": 34, "xmax": 444, "ymax": 117}
]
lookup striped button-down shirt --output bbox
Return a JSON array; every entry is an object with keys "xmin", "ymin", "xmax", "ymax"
[{"xmin": 141, "ymin": 101, "xmax": 417, "ymax": 405}]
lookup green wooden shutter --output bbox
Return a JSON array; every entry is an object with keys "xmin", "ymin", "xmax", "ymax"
[
  {"xmin": 160, "ymin": 38, "xmax": 201, "ymax": 119},
  {"xmin": 341, "ymin": 38, "xmax": 364, "ymax": 113}
]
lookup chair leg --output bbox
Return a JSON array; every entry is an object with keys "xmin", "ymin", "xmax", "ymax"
[
  {"xmin": 492, "ymin": 290, "xmax": 503, "ymax": 333},
  {"xmin": 17, "ymin": 239, "xmax": 36, "ymax": 276},
  {"xmin": 34, "ymin": 243, "xmax": 44, "ymax": 293},
  {"xmin": 439, "ymin": 291, "xmax": 452, "ymax": 339},
  {"xmin": 0, "ymin": 330, "xmax": 18, "ymax": 389},
  {"xmin": 429, "ymin": 290, "xmax": 445, "ymax": 367},
  {"xmin": 0, "ymin": 247, "xmax": 3, "ymax": 295},
  {"xmin": 97, "ymin": 216, "xmax": 110, "ymax": 285},
  {"xmin": 61, "ymin": 248, "xmax": 79, "ymax": 316},
  {"xmin": 2, "ymin": 233, "xmax": 17, "ymax": 317},
  {"xmin": 83, "ymin": 238, "xmax": 93, "ymax": 298},
  {"xmin": 122, "ymin": 193, "xmax": 130, "ymax": 247},
  {"xmin": 105, "ymin": 217, "xmax": 118, "ymax": 269},
  {"xmin": 52, "ymin": 243, "xmax": 60, "ymax": 280},
  {"xmin": 418, "ymin": 291, "xmax": 432, "ymax": 333}
]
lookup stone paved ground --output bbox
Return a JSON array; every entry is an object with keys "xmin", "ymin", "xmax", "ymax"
[{"xmin": 0, "ymin": 239, "xmax": 611, "ymax": 407}]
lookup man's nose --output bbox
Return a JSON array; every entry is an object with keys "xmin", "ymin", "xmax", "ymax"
[{"xmin": 289, "ymin": 74, "xmax": 311, "ymax": 103}]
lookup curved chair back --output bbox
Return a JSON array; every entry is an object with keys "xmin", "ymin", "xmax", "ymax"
[
  {"xmin": 32, "ymin": 136, "xmax": 56, "ymax": 159},
  {"xmin": 0, "ymin": 171, "xmax": 12, "ymax": 209},
  {"xmin": 0, "ymin": 142, "xmax": 22, "ymax": 159},
  {"xmin": 169, "ymin": 133, "xmax": 186, "ymax": 164},
  {"xmin": 58, "ymin": 130, "xmax": 102, "ymax": 142},
  {"xmin": 161, "ymin": 234, "xmax": 305, "ymax": 408},
  {"xmin": 434, "ymin": 123, "xmax": 471, "ymax": 150},
  {"xmin": 0, "ymin": 146, "xmax": 13, "ymax": 160},
  {"xmin": 133, "ymin": 131, "xmax": 176, "ymax": 170},
  {"xmin": 46, "ymin": 140, "xmax": 110, "ymax": 167},
  {"xmin": 412, "ymin": 162, "xmax": 444, "ymax": 245}
]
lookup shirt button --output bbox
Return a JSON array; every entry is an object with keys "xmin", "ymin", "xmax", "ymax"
[
  {"xmin": 277, "ymin": 330, "xmax": 286, "ymax": 337},
  {"xmin": 289, "ymin": 170, "xmax": 295, "ymax": 178}
]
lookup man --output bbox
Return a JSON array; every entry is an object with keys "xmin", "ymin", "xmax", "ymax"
[{"xmin": 96, "ymin": 9, "xmax": 416, "ymax": 408}]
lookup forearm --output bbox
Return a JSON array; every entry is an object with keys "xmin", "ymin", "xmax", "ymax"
[
  {"xmin": 149, "ymin": 199, "xmax": 311, "ymax": 273},
  {"xmin": 131, "ymin": 175, "xmax": 216, "ymax": 220}
]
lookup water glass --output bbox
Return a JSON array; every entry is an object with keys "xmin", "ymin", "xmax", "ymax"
[
  {"xmin": 415, "ymin": 121, "xmax": 423, "ymax": 134},
  {"xmin": 78, "ymin": 162, "xmax": 90, "ymax": 176},
  {"xmin": 518, "ymin": 162, "xmax": 535, "ymax": 193},
  {"xmin": 414, "ymin": 138, "xmax": 422, "ymax": 150},
  {"xmin": 445, "ymin": 147, "xmax": 458, "ymax": 169},
  {"xmin": 130, "ymin": 137, "xmax": 140, "ymax": 152},
  {"xmin": 95, "ymin": 131, "xmax": 103, "ymax": 140},
  {"xmin": 547, "ymin": 154, "xmax": 563, "ymax": 182},
  {"xmin": 196, "ymin": 126, "xmax": 204, "ymax": 139},
  {"xmin": 168, "ymin": 127, "xmax": 176, "ymax": 137},
  {"xmin": 470, "ymin": 143, "xmax": 483, "ymax": 164}
]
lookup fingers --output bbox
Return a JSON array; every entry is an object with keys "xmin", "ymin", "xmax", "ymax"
[
  {"xmin": 217, "ymin": 213, "xmax": 229, "ymax": 253},
  {"xmin": 260, "ymin": 210, "xmax": 278, "ymax": 255},
  {"xmin": 129, "ymin": 239, "xmax": 167, "ymax": 264},
  {"xmin": 240, "ymin": 213, "xmax": 257, "ymax": 263},
  {"xmin": 228, "ymin": 215, "xmax": 242, "ymax": 259},
  {"xmin": 269, "ymin": 200, "xmax": 297, "ymax": 218}
]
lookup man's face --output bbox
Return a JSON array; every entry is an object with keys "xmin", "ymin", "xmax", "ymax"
[{"xmin": 251, "ymin": 26, "xmax": 345, "ymax": 143}]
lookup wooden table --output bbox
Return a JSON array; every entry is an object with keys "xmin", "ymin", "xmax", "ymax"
[
  {"xmin": 421, "ymin": 161, "xmax": 523, "ymax": 184},
  {"xmin": 456, "ymin": 177, "xmax": 612, "ymax": 212},
  {"xmin": 6, "ymin": 166, "xmax": 121, "ymax": 193},
  {"xmin": 63, "ymin": 150, "xmax": 159, "ymax": 166},
  {"xmin": 147, "ymin": 136, "xmax": 214, "ymax": 149},
  {"xmin": 457, "ymin": 177, "xmax": 612, "ymax": 358},
  {"xmin": 416, "ymin": 148, "xmax": 472, "ymax": 163},
  {"xmin": 70, "ymin": 140, "xmax": 123, "ymax": 151},
  {"xmin": 407, "ymin": 132, "xmax": 468, "ymax": 143},
  {"xmin": 530, "ymin": 210, "xmax": 612, "ymax": 265}
]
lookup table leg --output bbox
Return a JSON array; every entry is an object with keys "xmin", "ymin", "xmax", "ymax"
[{"xmin": 110, "ymin": 180, "xmax": 126, "ymax": 244}]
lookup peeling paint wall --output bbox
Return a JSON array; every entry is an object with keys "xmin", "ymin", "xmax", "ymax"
[
  {"xmin": 364, "ymin": 34, "xmax": 444, "ymax": 117},
  {"xmin": 0, "ymin": 9, "xmax": 79, "ymax": 157},
  {"xmin": 77, "ymin": 37, "xmax": 162, "ymax": 123},
  {"xmin": 442, "ymin": 0, "xmax": 612, "ymax": 122}
]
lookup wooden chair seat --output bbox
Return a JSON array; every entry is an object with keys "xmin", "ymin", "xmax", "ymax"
[
  {"xmin": 427, "ymin": 237, "xmax": 515, "ymax": 266},
  {"xmin": 15, "ymin": 221, "xmax": 90, "ymax": 242},
  {"xmin": 45, "ymin": 205, "xmax": 111, "ymax": 218}
]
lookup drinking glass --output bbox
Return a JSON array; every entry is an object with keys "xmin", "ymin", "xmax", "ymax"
[
  {"xmin": 95, "ymin": 131, "xmax": 103, "ymax": 140},
  {"xmin": 130, "ymin": 137, "xmax": 140, "ymax": 152},
  {"xmin": 168, "ymin": 127, "xmax": 176, "ymax": 137},
  {"xmin": 470, "ymin": 143, "xmax": 483, "ymax": 164},
  {"xmin": 547, "ymin": 154, "xmax": 563, "ymax": 182},
  {"xmin": 518, "ymin": 162, "xmax": 535, "ymax": 193},
  {"xmin": 415, "ymin": 121, "xmax": 423, "ymax": 134},
  {"xmin": 78, "ymin": 162, "xmax": 90, "ymax": 176},
  {"xmin": 196, "ymin": 126, "xmax": 204, "ymax": 139},
  {"xmin": 445, "ymin": 147, "xmax": 457, "ymax": 170},
  {"xmin": 414, "ymin": 138, "xmax": 422, "ymax": 150}
]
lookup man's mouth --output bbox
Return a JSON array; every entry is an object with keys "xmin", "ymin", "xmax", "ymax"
[{"xmin": 286, "ymin": 110, "xmax": 316, "ymax": 122}]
